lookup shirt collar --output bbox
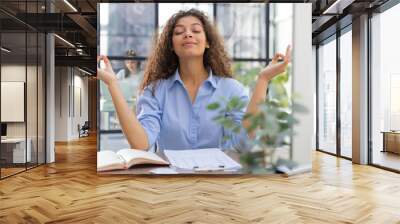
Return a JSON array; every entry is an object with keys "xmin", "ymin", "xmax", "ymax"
[{"xmin": 168, "ymin": 68, "xmax": 218, "ymax": 90}]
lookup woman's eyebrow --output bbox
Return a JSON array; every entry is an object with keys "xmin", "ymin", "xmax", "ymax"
[
  {"xmin": 174, "ymin": 23, "xmax": 202, "ymax": 28},
  {"xmin": 191, "ymin": 23, "xmax": 202, "ymax": 27}
]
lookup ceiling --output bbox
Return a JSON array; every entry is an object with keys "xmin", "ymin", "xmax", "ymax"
[
  {"xmin": 0, "ymin": 0, "xmax": 98, "ymax": 73},
  {"xmin": 0, "ymin": 0, "xmax": 396, "ymax": 72},
  {"xmin": 310, "ymin": 0, "xmax": 392, "ymax": 44}
]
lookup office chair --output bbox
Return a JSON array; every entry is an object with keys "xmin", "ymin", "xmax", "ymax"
[{"xmin": 78, "ymin": 121, "xmax": 90, "ymax": 138}]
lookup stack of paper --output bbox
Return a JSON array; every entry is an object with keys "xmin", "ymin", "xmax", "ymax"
[{"xmin": 164, "ymin": 148, "xmax": 242, "ymax": 171}]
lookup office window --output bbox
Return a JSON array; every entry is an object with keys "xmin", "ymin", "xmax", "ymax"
[
  {"xmin": 317, "ymin": 37, "xmax": 337, "ymax": 154},
  {"xmin": 99, "ymin": 3, "xmax": 156, "ymax": 57},
  {"xmin": 371, "ymin": 3, "xmax": 400, "ymax": 171},
  {"xmin": 269, "ymin": 4, "xmax": 293, "ymax": 108},
  {"xmin": 158, "ymin": 3, "xmax": 214, "ymax": 30},
  {"xmin": 99, "ymin": 3, "xmax": 155, "ymax": 132},
  {"xmin": 99, "ymin": 59, "xmax": 145, "ymax": 131},
  {"xmin": 340, "ymin": 29, "xmax": 352, "ymax": 158},
  {"xmin": 217, "ymin": 3, "xmax": 266, "ymax": 59},
  {"xmin": 269, "ymin": 4, "xmax": 293, "ymax": 55}
]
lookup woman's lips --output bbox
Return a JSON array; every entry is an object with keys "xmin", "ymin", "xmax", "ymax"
[{"xmin": 183, "ymin": 43, "xmax": 196, "ymax": 47}]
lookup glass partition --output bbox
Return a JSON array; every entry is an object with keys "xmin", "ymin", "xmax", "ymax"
[
  {"xmin": 317, "ymin": 37, "xmax": 337, "ymax": 155},
  {"xmin": 371, "ymin": 4, "xmax": 400, "ymax": 171},
  {"xmin": 339, "ymin": 29, "xmax": 352, "ymax": 158},
  {"xmin": 1, "ymin": 30, "xmax": 28, "ymax": 177},
  {"xmin": 27, "ymin": 30, "xmax": 38, "ymax": 169},
  {"xmin": 0, "ymin": 1, "xmax": 46, "ymax": 179}
]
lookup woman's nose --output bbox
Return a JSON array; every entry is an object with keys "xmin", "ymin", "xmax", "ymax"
[{"xmin": 184, "ymin": 31, "xmax": 193, "ymax": 38}]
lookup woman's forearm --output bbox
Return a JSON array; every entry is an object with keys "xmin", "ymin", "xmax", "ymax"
[
  {"xmin": 244, "ymin": 46, "xmax": 290, "ymax": 125},
  {"xmin": 245, "ymin": 77, "xmax": 270, "ymax": 116},
  {"xmin": 243, "ymin": 76, "xmax": 271, "ymax": 137},
  {"xmin": 107, "ymin": 81, "xmax": 149, "ymax": 150}
]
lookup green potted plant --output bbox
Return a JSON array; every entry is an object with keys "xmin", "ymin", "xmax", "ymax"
[{"xmin": 207, "ymin": 64, "xmax": 307, "ymax": 174}]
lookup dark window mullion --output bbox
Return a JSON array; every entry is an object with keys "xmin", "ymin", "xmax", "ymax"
[
  {"xmin": 367, "ymin": 11, "xmax": 373, "ymax": 165},
  {"xmin": 0, "ymin": 22, "xmax": 2, "ymax": 179},
  {"xmin": 336, "ymin": 30, "xmax": 341, "ymax": 157},
  {"xmin": 316, "ymin": 45, "xmax": 319, "ymax": 150},
  {"xmin": 25, "ymin": 0, "xmax": 28, "ymax": 171},
  {"xmin": 36, "ymin": 0, "xmax": 39, "ymax": 167}
]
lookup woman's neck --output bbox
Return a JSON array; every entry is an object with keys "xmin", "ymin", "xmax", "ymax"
[{"xmin": 178, "ymin": 58, "xmax": 208, "ymax": 87}]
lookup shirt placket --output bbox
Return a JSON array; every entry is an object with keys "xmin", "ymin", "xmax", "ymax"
[{"xmin": 189, "ymin": 86, "xmax": 205, "ymax": 146}]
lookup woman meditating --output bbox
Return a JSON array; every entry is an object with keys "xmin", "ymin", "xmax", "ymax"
[{"xmin": 97, "ymin": 9, "xmax": 291, "ymax": 151}]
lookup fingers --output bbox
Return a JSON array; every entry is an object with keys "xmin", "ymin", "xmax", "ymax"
[
  {"xmin": 97, "ymin": 55, "xmax": 104, "ymax": 68},
  {"xmin": 272, "ymin": 45, "xmax": 292, "ymax": 63},
  {"xmin": 274, "ymin": 53, "xmax": 285, "ymax": 60},
  {"xmin": 103, "ymin": 55, "xmax": 110, "ymax": 64},
  {"xmin": 271, "ymin": 53, "xmax": 285, "ymax": 63},
  {"xmin": 97, "ymin": 55, "xmax": 112, "ymax": 69},
  {"xmin": 97, "ymin": 55, "xmax": 110, "ymax": 61},
  {"xmin": 285, "ymin": 45, "xmax": 292, "ymax": 62},
  {"xmin": 286, "ymin": 45, "xmax": 291, "ymax": 55}
]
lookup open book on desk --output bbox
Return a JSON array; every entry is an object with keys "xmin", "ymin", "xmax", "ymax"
[
  {"xmin": 164, "ymin": 148, "xmax": 242, "ymax": 171},
  {"xmin": 97, "ymin": 149, "xmax": 169, "ymax": 172}
]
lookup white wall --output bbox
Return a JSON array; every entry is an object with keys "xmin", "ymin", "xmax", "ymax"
[
  {"xmin": 54, "ymin": 67, "xmax": 89, "ymax": 141},
  {"xmin": 1, "ymin": 65, "xmax": 26, "ymax": 141},
  {"xmin": 1, "ymin": 64, "xmax": 46, "ymax": 164},
  {"xmin": 1, "ymin": 65, "xmax": 38, "ymax": 138},
  {"xmin": 54, "ymin": 66, "xmax": 69, "ymax": 141}
]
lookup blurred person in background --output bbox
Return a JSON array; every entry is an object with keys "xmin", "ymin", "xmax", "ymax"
[{"xmin": 116, "ymin": 49, "xmax": 144, "ymax": 111}]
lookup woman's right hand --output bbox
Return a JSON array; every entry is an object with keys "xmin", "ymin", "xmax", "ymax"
[{"xmin": 97, "ymin": 55, "xmax": 118, "ymax": 86}]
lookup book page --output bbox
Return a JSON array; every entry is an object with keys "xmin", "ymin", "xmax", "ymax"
[
  {"xmin": 117, "ymin": 149, "xmax": 169, "ymax": 168},
  {"xmin": 164, "ymin": 148, "xmax": 242, "ymax": 171},
  {"xmin": 97, "ymin": 150, "xmax": 125, "ymax": 171}
]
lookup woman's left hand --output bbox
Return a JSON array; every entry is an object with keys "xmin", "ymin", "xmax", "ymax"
[{"xmin": 259, "ymin": 45, "xmax": 292, "ymax": 82}]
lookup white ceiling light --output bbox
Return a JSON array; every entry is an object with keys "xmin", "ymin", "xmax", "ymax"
[
  {"xmin": 1, "ymin": 47, "xmax": 11, "ymax": 53},
  {"xmin": 323, "ymin": 0, "xmax": 354, "ymax": 15},
  {"xmin": 78, "ymin": 67, "xmax": 92, "ymax": 76},
  {"xmin": 54, "ymin": 34, "xmax": 75, "ymax": 48},
  {"xmin": 63, "ymin": 0, "xmax": 78, "ymax": 12}
]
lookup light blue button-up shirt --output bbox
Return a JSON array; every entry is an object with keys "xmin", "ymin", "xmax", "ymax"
[{"xmin": 136, "ymin": 69, "xmax": 250, "ymax": 151}]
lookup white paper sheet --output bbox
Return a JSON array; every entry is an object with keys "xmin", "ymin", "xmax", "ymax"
[
  {"xmin": 163, "ymin": 148, "xmax": 242, "ymax": 171},
  {"xmin": 150, "ymin": 168, "xmax": 179, "ymax": 174}
]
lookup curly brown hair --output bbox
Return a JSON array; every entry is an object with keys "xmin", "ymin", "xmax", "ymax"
[{"xmin": 140, "ymin": 9, "xmax": 233, "ymax": 94}]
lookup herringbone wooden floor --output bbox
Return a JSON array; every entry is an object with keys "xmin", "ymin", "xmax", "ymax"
[{"xmin": 1, "ymin": 135, "xmax": 399, "ymax": 224}]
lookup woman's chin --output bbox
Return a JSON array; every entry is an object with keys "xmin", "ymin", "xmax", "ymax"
[{"xmin": 178, "ymin": 51, "xmax": 204, "ymax": 59}]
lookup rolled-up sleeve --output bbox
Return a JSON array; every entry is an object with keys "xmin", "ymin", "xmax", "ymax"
[
  {"xmin": 136, "ymin": 86, "xmax": 162, "ymax": 149},
  {"xmin": 222, "ymin": 84, "xmax": 252, "ymax": 152}
]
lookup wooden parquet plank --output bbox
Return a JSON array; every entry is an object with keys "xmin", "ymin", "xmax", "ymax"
[{"xmin": 0, "ymin": 135, "xmax": 399, "ymax": 223}]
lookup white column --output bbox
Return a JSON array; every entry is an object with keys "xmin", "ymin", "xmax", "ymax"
[
  {"xmin": 352, "ymin": 14, "xmax": 369, "ymax": 164},
  {"xmin": 291, "ymin": 3, "xmax": 314, "ymax": 166},
  {"xmin": 46, "ymin": 32, "xmax": 55, "ymax": 163}
]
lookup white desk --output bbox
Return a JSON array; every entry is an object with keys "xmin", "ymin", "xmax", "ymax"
[{"xmin": 1, "ymin": 138, "xmax": 31, "ymax": 163}]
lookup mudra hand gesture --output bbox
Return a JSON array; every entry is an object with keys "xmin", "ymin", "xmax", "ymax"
[
  {"xmin": 97, "ymin": 55, "xmax": 117, "ymax": 86},
  {"xmin": 259, "ymin": 45, "xmax": 292, "ymax": 82}
]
